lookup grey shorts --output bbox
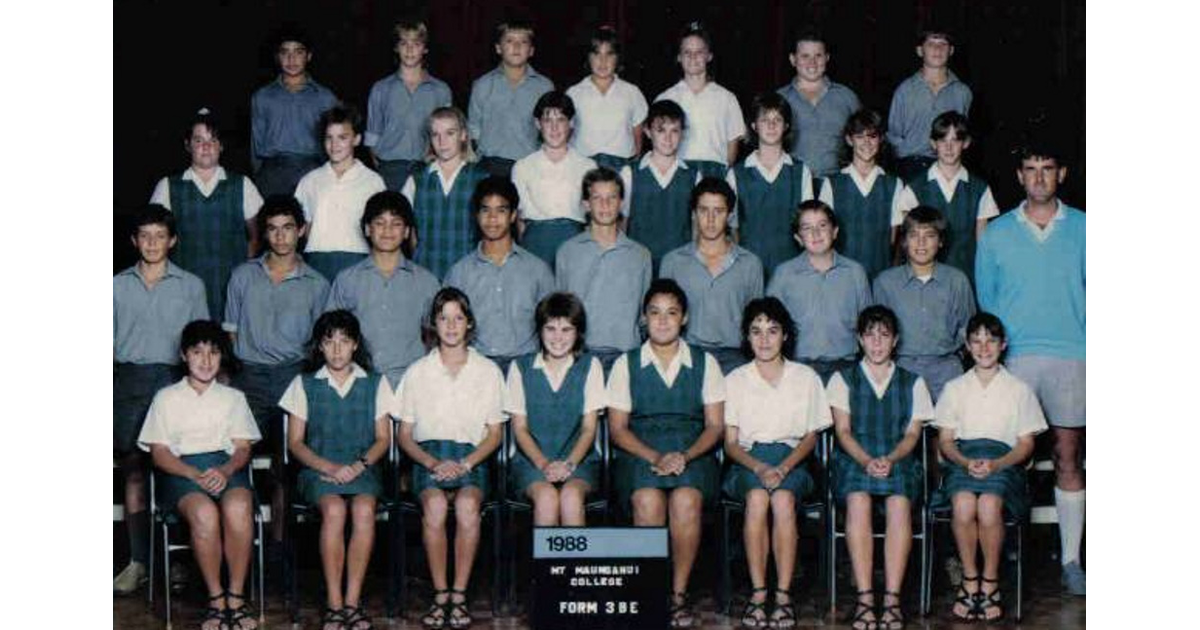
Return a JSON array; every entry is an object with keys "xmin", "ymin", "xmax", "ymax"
[{"xmin": 1007, "ymin": 355, "xmax": 1085, "ymax": 427}]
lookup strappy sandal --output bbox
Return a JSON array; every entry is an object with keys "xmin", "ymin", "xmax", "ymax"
[
  {"xmin": 740, "ymin": 587, "xmax": 769, "ymax": 628},
  {"xmin": 669, "ymin": 591, "xmax": 696, "ymax": 628},
  {"xmin": 771, "ymin": 589, "xmax": 797, "ymax": 629},
  {"xmin": 951, "ymin": 575, "xmax": 981, "ymax": 621},
  {"xmin": 976, "ymin": 577, "xmax": 1004, "ymax": 622},
  {"xmin": 321, "ymin": 606, "xmax": 347, "ymax": 630},
  {"xmin": 878, "ymin": 591, "xmax": 905, "ymax": 630},
  {"xmin": 225, "ymin": 591, "xmax": 257, "ymax": 630},
  {"xmin": 343, "ymin": 605, "xmax": 373, "ymax": 630},
  {"xmin": 849, "ymin": 590, "xmax": 877, "ymax": 630},
  {"xmin": 421, "ymin": 590, "xmax": 449, "ymax": 629},
  {"xmin": 201, "ymin": 592, "xmax": 228, "ymax": 630},
  {"xmin": 446, "ymin": 588, "xmax": 472, "ymax": 629}
]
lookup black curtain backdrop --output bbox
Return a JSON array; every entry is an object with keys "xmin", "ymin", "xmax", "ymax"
[{"xmin": 114, "ymin": 0, "xmax": 1084, "ymax": 271}]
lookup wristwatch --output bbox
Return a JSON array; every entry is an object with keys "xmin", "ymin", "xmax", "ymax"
[{"xmin": 358, "ymin": 456, "xmax": 370, "ymax": 468}]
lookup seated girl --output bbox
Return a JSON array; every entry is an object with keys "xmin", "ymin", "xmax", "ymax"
[
  {"xmin": 933, "ymin": 312, "xmax": 1047, "ymax": 621},
  {"xmin": 507, "ymin": 292, "xmax": 606, "ymax": 525},
  {"xmin": 137, "ymin": 320, "xmax": 262, "ymax": 630},
  {"xmin": 396, "ymin": 287, "xmax": 506, "ymax": 629},
  {"xmin": 827, "ymin": 305, "xmax": 934, "ymax": 630},
  {"xmin": 280, "ymin": 310, "xmax": 392, "ymax": 630},
  {"xmin": 606, "ymin": 278, "xmax": 725, "ymax": 629},
  {"xmin": 722, "ymin": 297, "xmax": 831, "ymax": 629}
]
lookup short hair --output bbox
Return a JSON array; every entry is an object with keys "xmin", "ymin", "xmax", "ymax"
[
  {"xmin": 256, "ymin": 194, "xmax": 306, "ymax": 239},
  {"xmin": 131, "ymin": 204, "xmax": 176, "ymax": 239},
  {"xmin": 471, "ymin": 176, "xmax": 519, "ymax": 214},
  {"xmin": 180, "ymin": 319, "xmax": 241, "ymax": 375},
  {"xmin": 535, "ymin": 292, "xmax": 588, "ymax": 356},
  {"xmin": 394, "ymin": 19, "xmax": 428, "ymax": 45},
  {"xmin": 426, "ymin": 106, "xmax": 476, "ymax": 163},
  {"xmin": 966, "ymin": 312, "xmax": 1007, "ymax": 344},
  {"xmin": 306, "ymin": 310, "xmax": 373, "ymax": 373},
  {"xmin": 588, "ymin": 25, "xmax": 623, "ymax": 64},
  {"xmin": 496, "ymin": 19, "xmax": 535, "ymax": 45},
  {"xmin": 739, "ymin": 297, "xmax": 797, "ymax": 360},
  {"xmin": 319, "ymin": 104, "xmax": 364, "ymax": 137},
  {"xmin": 642, "ymin": 278, "xmax": 688, "ymax": 316},
  {"xmin": 1014, "ymin": 126, "xmax": 1068, "ymax": 167},
  {"xmin": 533, "ymin": 90, "xmax": 576, "ymax": 121},
  {"xmin": 274, "ymin": 25, "xmax": 312, "ymax": 51},
  {"xmin": 361, "ymin": 191, "xmax": 416, "ymax": 257},
  {"xmin": 856, "ymin": 305, "xmax": 899, "ymax": 337},
  {"xmin": 747, "ymin": 92, "xmax": 793, "ymax": 149},
  {"xmin": 644, "ymin": 99, "xmax": 687, "ymax": 130},
  {"xmin": 423, "ymin": 287, "xmax": 478, "ymax": 348},
  {"xmin": 581, "ymin": 167, "xmax": 624, "ymax": 201},
  {"xmin": 690, "ymin": 177, "xmax": 736, "ymax": 213},
  {"xmin": 917, "ymin": 27, "xmax": 955, "ymax": 47},
  {"xmin": 183, "ymin": 107, "xmax": 223, "ymax": 144},
  {"xmin": 793, "ymin": 199, "xmax": 838, "ymax": 234},
  {"xmin": 791, "ymin": 27, "xmax": 828, "ymax": 50},
  {"xmin": 678, "ymin": 20, "xmax": 713, "ymax": 51},
  {"xmin": 930, "ymin": 111, "xmax": 970, "ymax": 143},
  {"xmin": 900, "ymin": 205, "xmax": 946, "ymax": 241},
  {"xmin": 843, "ymin": 108, "xmax": 885, "ymax": 138}
]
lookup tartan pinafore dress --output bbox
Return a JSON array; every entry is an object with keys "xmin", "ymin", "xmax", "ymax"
[
  {"xmin": 831, "ymin": 364, "xmax": 923, "ymax": 502},
  {"xmin": 509, "ymin": 353, "xmax": 601, "ymax": 494},
  {"xmin": 296, "ymin": 372, "xmax": 384, "ymax": 504}
]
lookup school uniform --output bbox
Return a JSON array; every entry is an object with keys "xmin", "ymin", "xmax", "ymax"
[
  {"xmin": 933, "ymin": 366, "xmax": 1049, "ymax": 517},
  {"xmin": 279, "ymin": 365, "xmax": 392, "ymax": 504},
  {"xmin": 620, "ymin": 156, "xmax": 702, "ymax": 273},
  {"xmin": 505, "ymin": 353, "xmax": 606, "ymax": 494},
  {"xmin": 150, "ymin": 167, "xmax": 264, "ymax": 318},
  {"xmin": 827, "ymin": 362, "xmax": 934, "ymax": 502},
  {"xmin": 365, "ymin": 71, "xmax": 453, "ymax": 191},
  {"xmin": 511, "ymin": 148, "xmax": 597, "ymax": 267},
  {"xmin": 722, "ymin": 361, "xmax": 832, "ymax": 499},
  {"xmin": 776, "ymin": 78, "xmax": 862, "ymax": 178},
  {"xmin": 401, "ymin": 161, "xmax": 488, "ymax": 280},
  {"xmin": 251, "ymin": 76, "xmax": 339, "ymax": 197},
  {"xmin": 606, "ymin": 342, "xmax": 726, "ymax": 506},
  {"xmin": 566, "ymin": 75, "xmax": 649, "ymax": 169},
  {"xmin": 896, "ymin": 165, "xmax": 999, "ymax": 285},
  {"xmin": 294, "ymin": 159, "xmax": 387, "ymax": 281},
  {"xmin": 886, "ymin": 71, "xmax": 972, "ymax": 162},
  {"xmin": 725, "ymin": 151, "xmax": 814, "ymax": 278},
  {"xmin": 655, "ymin": 81, "xmax": 746, "ymax": 177},
  {"xmin": 818, "ymin": 165, "xmax": 905, "ymax": 281},
  {"xmin": 138, "ymin": 379, "xmax": 262, "ymax": 510},
  {"xmin": 396, "ymin": 348, "xmax": 507, "ymax": 494},
  {"xmin": 468, "ymin": 65, "xmax": 555, "ymax": 169}
]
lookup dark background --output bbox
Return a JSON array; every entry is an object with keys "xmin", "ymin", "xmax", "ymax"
[{"xmin": 114, "ymin": 0, "xmax": 1084, "ymax": 271}]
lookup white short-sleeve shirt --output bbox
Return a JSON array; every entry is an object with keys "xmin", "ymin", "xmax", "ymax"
[
  {"xmin": 567, "ymin": 75, "xmax": 649, "ymax": 159},
  {"xmin": 893, "ymin": 165, "xmax": 1000, "ymax": 227},
  {"xmin": 396, "ymin": 348, "xmax": 508, "ymax": 445},
  {"xmin": 294, "ymin": 160, "xmax": 387, "ymax": 253},
  {"xmin": 150, "ymin": 167, "xmax": 264, "ymax": 221},
  {"xmin": 654, "ymin": 80, "xmax": 746, "ymax": 165},
  {"xmin": 933, "ymin": 366, "xmax": 1049, "ymax": 447},
  {"xmin": 511, "ymin": 148, "xmax": 598, "ymax": 222},
  {"xmin": 826, "ymin": 361, "xmax": 935, "ymax": 428},
  {"xmin": 605, "ymin": 342, "xmax": 726, "ymax": 412},
  {"xmin": 504, "ymin": 354, "xmax": 606, "ymax": 417},
  {"xmin": 138, "ymin": 378, "xmax": 262, "ymax": 456},
  {"xmin": 724, "ymin": 360, "xmax": 833, "ymax": 448},
  {"xmin": 278, "ymin": 364, "xmax": 394, "ymax": 422}
]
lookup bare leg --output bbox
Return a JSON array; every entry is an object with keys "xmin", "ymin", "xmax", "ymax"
[
  {"xmin": 845, "ymin": 492, "xmax": 875, "ymax": 594},
  {"xmin": 630, "ymin": 488, "xmax": 667, "ymax": 526},
  {"xmin": 221, "ymin": 488, "xmax": 258, "ymax": 629},
  {"xmin": 344, "ymin": 495, "xmax": 377, "ymax": 608},
  {"xmin": 419, "ymin": 489, "xmax": 450, "ymax": 591},
  {"xmin": 769, "ymin": 490, "xmax": 798, "ymax": 591},
  {"xmin": 976, "ymin": 494, "xmax": 1006, "ymax": 620},
  {"xmin": 950, "ymin": 492, "xmax": 980, "ymax": 618},
  {"xmin": 667, "ymin": 488, "xmax": 703, "ymax": 595},
  {"xmin": 743, "ymin": 490, "xmax": 771, "ymax": 591},
  {"xmin": 559, "ymin": 479, "xmax": 591, "ymax": 526},
  {"xmin": 317, "ymin": 495, "xmax": 348, "ymax": 610},
  {"xmin": 451, "ymin": 487, "xmax": 483, "ymax": 591},
  {"xmin": 882, "ymin": 495, "xmax": 912, "ymax": 593},
  {"xmin": 177, "ymin": 492, "xmax": 227, "ymax": 629},
  {"xmin": 527, "ymin": 482, "xmax": 561, "ymax": 527}
]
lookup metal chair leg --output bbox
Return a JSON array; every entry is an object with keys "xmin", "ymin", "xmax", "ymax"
[
  {"xmin": 163, "ymin": 522, "xmax": 173, "ymax": 630},
  {"xmin": 717, "ymin": 504, "xmax": 731, "ymax": 615}
]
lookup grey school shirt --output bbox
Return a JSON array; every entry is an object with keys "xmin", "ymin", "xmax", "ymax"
[
  {"xmin": 777, "ymin": 79, "xmax": 861, "ymax": 178},
  {"xmin": 467, "ymin": 65, "xmax": 554, "ymax": 161},
  {"xmin": 872, "ymin": 263, "xmax": 975, "ymax": 358},
  {"xmin": 365, "ymin": 72, "xmax": 453, "ymax": 161},
  {"xmin": 555, "ymin": 230, "xmax": 653, "ymax": 353},
  {"xmin": 444, "ymin": 244, "xmax": 555, "ymax": 358},
  {"xmin": 223, "ymin": 256, "xmax": 330, "ymax": 366},
  {"xmin": 660, "ymin": 242, "xmax": 764, "ymax": 350},
  {"xmin": 886, "ymin": 71, "xmax": 973, "ymax": 160},
  {"xmin": 767, "ymin": 252, "xmax": 871, "ymax": 361},
  {"xmin": 113, "ymin": 262, "xmax": 209, "ymax": 364}
]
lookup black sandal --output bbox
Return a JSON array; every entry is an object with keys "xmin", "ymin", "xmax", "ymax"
[
  {"xmin": 202, "ymin": 592, "xmax": 228, "ymax": 630},
  {"xmin": 321, "ymin": 606, "xmax": 347, "ymax": 630},
  {"xmin": 342, "ymin": 605, "xmax": 373, "ymax": 630},
  {"xmin": 446, "ymin": 588, "xmax": 472, "ymax": 629},
  {"xmin": 740, "ymin": 587, "xmax": 769, "ymax": 628},
  {"xmin": 976, "ymin": 577, "xmax": 1003, "ymax": 622},
  {"xmin": 849, "ymin": 590, "xmax": 877, "ymax": 630},
  {"xmin": 225, "ymin": 591, "xmax": 257, "ymax": 630},
  {"xmin": 669, "ymin": 591, "xmax": 695, "ymax": 628},
  {"xmin": 878, "ymin": 591, "xmax": 905, "ymax": 630},
  {"xmin": 771, "ymin": 589, "xmax": 797, "ymax": 629},
  {"xmin": 421, "ymin": 590, "xmax": 448, "ymax": 629},
  {"xmin": 951, "ymin": 575, "xmax": 981, "ymax": 621}
]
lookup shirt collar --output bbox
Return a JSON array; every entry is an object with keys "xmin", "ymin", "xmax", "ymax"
[
  {"xmin": 182, "ymin": 166, "xmax": 228, "ymax": 183},
  {"xmin": 581, "ymin": 228, "xmax": 633, "ymax": 249},
  {"xmin": 639, "ymin": 340, "xmax": 693, "ymax": 370},
  {"xmin": 532, "ymin": 352, "xmax": 575, "ymax": 373},
  {"xmin": 857, "ymin": 359, "xmax": 896, "ymax": 388},
  {"xmin": 638, "ymin": 153, "xmax": 688, "ymax": 171},
  {"xmin": 968, "ymin": 364, "xmax": 1011, "ymax": 388},
  {"xmin": 363, "ymin": 254, "xmax": 414, "ymax": 274},
  {"xmin": 315, "ymin": 363, "xmax": 368, "ymax": 381},
  {"xmin": 253, "ymin": 255, "xmax": 322, "ymax": 280},
  {"xmin": 745, "ymin": 151, "xmax": 794, "ymax": 169},
  {"xmin": 799, "ymin": 251, "xmax": 846, "ymax": 272},
  {"xmin": 1015, "ymin": 199, "xmax": 1066, "ymax": 224},
  {"xmin": 902, "ymin": 262, "xmax": 941, "ymax": 283},
  {"xmin": 274, "ymin": 75, "xmax": 320, "ymax": 93},
  {"xmin": 840, "ymin": 163, "xmax": 885, "ymax": 187},
  {"xmin": 492, "ymin": 64, "xmax": 543, "ymax": 83},
  {"xmin": 927, "ymin": 164, "xmax": 969, "ymax": 185},
  {"xmin": 472, "ymin": 242, "xmax": 521, "ymax": 265}
]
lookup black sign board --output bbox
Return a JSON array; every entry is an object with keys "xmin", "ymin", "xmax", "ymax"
[{"xmin": 530, "ymin": 527, "xmax": 669, "ymax": 630}]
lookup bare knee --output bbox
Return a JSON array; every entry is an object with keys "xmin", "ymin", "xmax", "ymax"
[
  {"xmin": 421, "ymin": 491, "xmax": 449, "ymax": 528},
  {"xmin": 220, "ymin": 491, "xmax": 254, "ymax": 531},
  {"xmin": 454, "ymin": 491, "xmax": 482, "ymax": 526},
  {"xmin": 951, "ymin": 493, "xmax": 978, "ymax": 525},
  {"xmin": 529, "ymin": 483, "xmax": 560, "ymax": 511},
  {"xmin": 559, "ymin": 484, "xmax": 587, "ymax": 513},
  {"xmin": 186, "ymin": 500, "xmax": 222, "ymax": 541},
  {"xmin": 885, "ymin": 496, "xmax": 911, "ymax": 524},
  {"xmin": 320, "ymin": 496, "xmax": 348, "ymax": 525},
  {"xmin": 631, "ymin": 489, "xmax": 665, "ymax": 525},
  {"xmin": 668, "ymin": 488, "xmax": 702, "ymax": 523},
  {"xmin": 769, "ymin": 490, "xmax": 796, "ymax": 516},
  {"xmin": 976, "ymin": 495, "xmax": 1004, "ymax": 527},
  {"xmin": 744, "ymin": 490, "xmax": 770, "ymax": 524},
  {"xmin": 351, "ymin": 496, "xmax": 377, "ymax": 530}
]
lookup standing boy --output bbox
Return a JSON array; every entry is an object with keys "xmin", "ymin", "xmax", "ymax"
[
  {"xmin": 975, "ymin": 141, "xmax": 1085, "ymax": 595},
  {"xmin": 251, "ymin": 30, "xmax": 339, "ymax": 197},
  {"xmin": 468, "ymin": 19, "xmax": 555, "ymax": 178},
  {"xmin": 113, "ymin": 205, "xmax": 209, "ymax": 594},
  {"xmin": 886, "ymin": 29, "xmax": 973, "ymax": 182},
  {"xmin": 326, "ymin": 191, "xmax": 440, "ymax": 390},
  {"xmin": 556, "ymin": 167, "xmax": 653, "ymax": 372},
  {"xmin": 776, "ymin": 29, "xmax": 861, "ymax": 179},
  {"xmin": 444, "ymin": 177, "xmax": 555, "ymax": 373},
  {"xmin": 366, "ymin": 20, "xmax": 453, "ymax": 191},
  {"xmin": 660, "ymin": 178, "xmax": 764, "ymax": 375}
]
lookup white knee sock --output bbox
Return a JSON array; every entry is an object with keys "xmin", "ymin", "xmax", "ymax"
[{"xmin": 1055, "ymin": 488, "xmax": 1085, "ymax": 566}]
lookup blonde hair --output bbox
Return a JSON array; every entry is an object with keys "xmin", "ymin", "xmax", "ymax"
[
  {"xmin": 393, "ymin": 20, "xmax": 428, "ymax": 45},
  {"xmin": 425, "ymin": 106, "xmax": 476, "ymax": 163}
]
